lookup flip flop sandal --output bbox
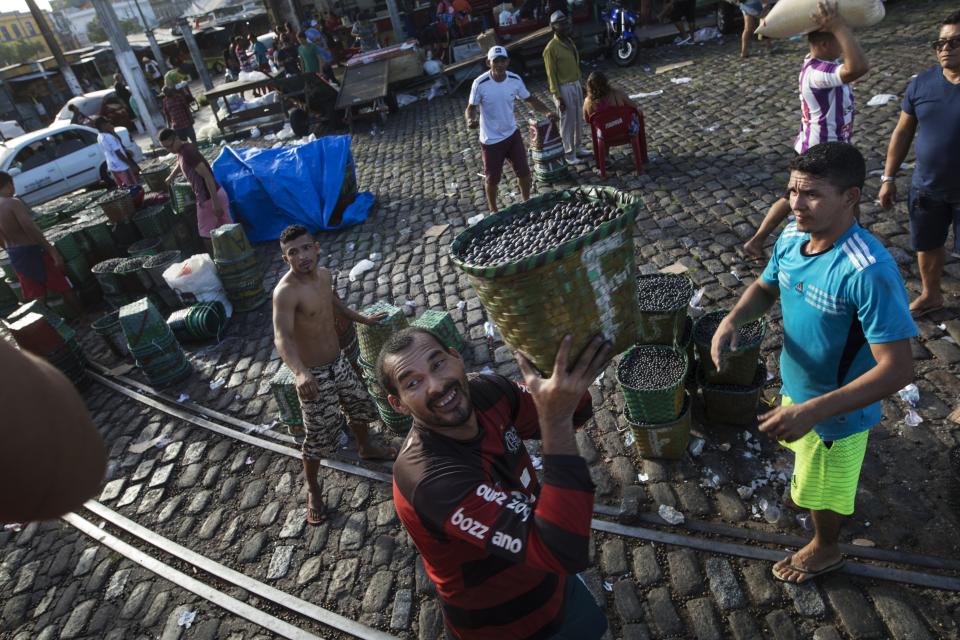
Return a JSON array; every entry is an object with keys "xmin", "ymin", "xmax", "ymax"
[
  {"xmin": 306, "ymin": 505, "xmax": 327, "ymax": 527},
  {"xmin": 772, "ymin": 556, "xmax": 845, "ymax": 583}
]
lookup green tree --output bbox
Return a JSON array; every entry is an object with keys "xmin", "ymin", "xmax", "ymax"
[
  {"xmin": 0, "ymin": 39, "xmax": 47, "ymax": 66},
  {"xmin": 86, "ymin": 17, "xmax": 140, "ymax": 43}
]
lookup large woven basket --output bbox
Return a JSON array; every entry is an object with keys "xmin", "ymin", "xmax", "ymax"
[
  {"xmin": 694, "ymin": 310, "xmax": 766, "ymax": 386},
  {"xmin": 127, "ymin": 237, "xmax": 163, "ymax": 257},
  {"xmin": 450, "ymin": 186, "xmax": 639, "ymax": 373},
  {"xmin": 700, "ymin": 361, "xmax": 767, "ymax": 426},
  {"xmin": 133, "ymin": 205, "xmax": 175, "ymax": 239},
  {"xmin": 624, "ymin": 392, "xmax": 692, "ymax": 460},
  {"xmin": 91, "ymin": 257, "xmax": 126, "ymax": 301},
  {"xmin": 98, "ymin": 189, "xmax": 135, "ymax": 223},
  {"xmin": 141, "ymin": 166, "xmax": 169, "ymax": 192},
  {"xmin": 142, "ymin": 250, "xmax": 183, "ymax": 290},
  {"xmin": 92, "ymin": 310, "xmax": 129, "ymax": 358},
  {"xmin": 616, "ymin": 344, "xmax": 687, "ymax": 424},
  {"xmin": 113, "ymin": 256, "xmax": 152, "ymax": 293},
  {"xmin": 411, "ymin": 310, "xmax": 465, "ymax": 353},
  {"xmin": 210, "ymin": 224, "xmax": 253, "ymax": 262},
  {"xmin": 357, "ymin": 302, "xmax": 408, "ymax": 363},
  {"xmin": 119, "ymin": 297, "xmax": 171, "ymax": 348},
  {"xmin": 335, "ymin": 307, "xmax": 360, "ymax": 369},
  {"xmin": 636, "ymin": 273, "xmax": 693, "ymax": 345}
]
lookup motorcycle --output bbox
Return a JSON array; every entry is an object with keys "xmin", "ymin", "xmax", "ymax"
[{"xmin": 600, "ymin": 3, "xmax": 640, "ymax": 67}]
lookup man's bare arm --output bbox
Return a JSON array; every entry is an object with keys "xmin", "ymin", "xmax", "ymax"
[
  {"xmin": 0, "ymin": 341, "xmax": 106, "ymax": 522},
  {"xmin": 332, "ymin": 293, "xmax": 381, "ymax": 325},
  {"xmin": 272, "ymin": 286, "xmax": 307, "ymax": 376},
  {"xmin": 13, "ymin": 200, "xmax": 55, "ymax": 252},
  {"xmin": 759, "ymin": 340, "xmax": 913, "ymax": 441}
]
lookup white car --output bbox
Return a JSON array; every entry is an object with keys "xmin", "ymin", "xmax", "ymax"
[{"xmin": 0, "ymin": 123, "xmax": 144, "ymax": 206}]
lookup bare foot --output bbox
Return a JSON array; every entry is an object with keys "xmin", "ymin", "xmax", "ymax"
[
  {"xmin": 306, "ymin": 491, "xmax": 326, "ymax": 526},
  {"xmin": 909, "ymin": 293, "xmax": 944, "ymax": 319},
  {"xmin": 742, "ymin": 237, "xmax": 766, "ymax": 260},
  {"xmin": 358, "ymin": 442, "xmax": 398, "ymax": 461},
  {"xmin": 772, "ymin": 541, "xmax": 843, "ymax": 583}
]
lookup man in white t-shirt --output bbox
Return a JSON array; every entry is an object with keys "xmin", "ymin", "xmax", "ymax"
[
  {"xmin": 95, "ymin": 116, "xmax": 140, "ymax": 188},
  {"xmin": 743, "ymin": 0, "xmax": 868, "ymax": 259},
  {"xmin": 465, "ymin": 45, "xmax": 555, "ymax": 214}
]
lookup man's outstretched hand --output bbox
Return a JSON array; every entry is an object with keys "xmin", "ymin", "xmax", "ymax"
[{"xmin": 516, "ymin": 335, "xmax": 611, "ymax": 430}]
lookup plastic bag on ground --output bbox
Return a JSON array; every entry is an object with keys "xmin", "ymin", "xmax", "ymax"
[
  {"xmin": 349, "ymin": 259, "xmax": 375, "ymax": 282},
  {"xmin": 162, "ymin": 254, "xmax": 233, "ymax": 317},
  {"xmin": 756, "ymin": 0, "xmax": 885, "ymax": 39}
]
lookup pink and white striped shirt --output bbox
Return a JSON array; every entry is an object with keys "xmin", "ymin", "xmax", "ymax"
[{"xmin": 793, "ymin": 55, "xmax": 854, "ymax": 154}]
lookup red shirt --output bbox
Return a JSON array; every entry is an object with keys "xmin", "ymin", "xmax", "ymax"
[
  {"xmin": 392, "ymin": 374, "xmax": 595, "ymax": 639},
  {"xmin": 162, "ymin": 92, "xmax": 193, "ymax": 130},
  {"xmin": 177, "ymin": 143, "xmax": 217, "ymax": 204}
]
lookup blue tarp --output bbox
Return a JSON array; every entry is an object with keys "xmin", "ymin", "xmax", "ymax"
[{"xmin": 211, "ymin": 136, "xmax": 374, "ymax": 243}]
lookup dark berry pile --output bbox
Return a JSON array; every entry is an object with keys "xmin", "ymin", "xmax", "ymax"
[
  {"xmin": 456, "ymin": 194, "xmax": 620, "ymax": 266},
  {"xmin": 619, "ymin": 346, "xmax": 686, "ymax": 389},
  {"xmin": 694, "ymin": 311, "xmax": 764, "ymax": 349},
  {"xmin": 636, "ymin": 274, "xmax": 694, "ymax": 312}
]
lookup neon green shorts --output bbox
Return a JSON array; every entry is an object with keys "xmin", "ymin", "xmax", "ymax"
[{"xmin": 778, "ymin": 395, "xmax": 869, "ymax": 516}]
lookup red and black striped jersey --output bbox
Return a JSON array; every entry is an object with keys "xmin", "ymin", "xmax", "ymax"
[{"xmin": 392, "ymin": 373, "xmax": 595, "ymax": 640}]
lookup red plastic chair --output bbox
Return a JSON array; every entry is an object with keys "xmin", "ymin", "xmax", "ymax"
[{"xmin": 588, "ymin": 106, "xmax": 648, "ymax": 178}]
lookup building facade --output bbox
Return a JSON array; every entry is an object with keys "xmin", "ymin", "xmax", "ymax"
[
  {"xmin": 54, "ymin": 1, "xmax": 160, "ymax": 47},
  {"xmin": 0, "ymin": 11, "xmax": 59, "ymax": 56}
]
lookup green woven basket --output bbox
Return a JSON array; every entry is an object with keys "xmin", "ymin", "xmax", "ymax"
[
  {"xmin": 232, "ymin": 291, "xmax": 269, "ymax": 313},
  {"xmin": 450, "ymin": 186, "xmax": 639, "ymax": 374},
  {"xmin": 119, "ymin": 297, "xmax": 171, "ymax": 348},
  {"xmin": 53, "ymin": 232, "xmax": 86, "ymax": 262},
  {"xmin": 167, "ymin": 302, "xmax": 227, "ymax": 342},
  {"xmin": 170, "ymin": 181, "xmax": 195, "ymax": 214},
  {"xmin": 616, "ymin": 344, "xmax": 687, "ymax": 424},
  {"xmin": 113, "ymin": 256, "xmax": 152, "ymax": 293},
  {"xmin": 210, "ymin": 224, "xmax": 253, "ymax": 262},
  {"xmin": 693, "ymin": 310, "xmax": 766, "ymax": 386},
  {"xmin": 107, "ymin": 221, "xmax": 140, "ymax": 251},
  {"xmin": 271, "ymin": 364, "xmax": 303, "ymax": 426},
  {"xmin": 82, "ymin": 222, "xmax": 118, "ymax": 256},
  {"xmin": 411, "ymin": 310, "xmax": 465, "ymax": 353},
  {"xmin": 214, "ymin": 252, "xmax": 259, "ymax": 277},
  {"xmin": 127, "ymin": 237, "xmax": 163, "ymax": 257},
  {"xmin": 357, "ymin": 302, "xmax": 409, "ymax": 363},
  {"xmin": 636, "ymin": 273, "xmax": 693, "ymax": 345},
  {"xmin": 91, "ymin": 310, "xmax": 129, "ymax": 358},
  {"xmin": 373, "ymin": 396, "xmax": 412, "ymax": 435},
  {"xmin": 142, "ymin": 250, "xmax": 183, "ymax": 289},
  {"xmin": 5, "ymin": 300, "xmax": 69, "ymax": 339},
  {"xmin": 624, "ymin": 392, "xmax": 691, "ymax": 460},
  {"xmin": 63, "ymin": 255, "xmax": 91, "ymax": 285},
  {"xmin": 141, "ymin": 166, "xmax": 169, "ymax": 192},
  {"xmin": 133, "ymin": 205, "xmax": 175, "ymax": 239},
  {"xmin": 91, "ymin": 258, "xmax": 126, "ymax": 298},
  {"xmin": 700, "ymin": 361, "xmax": 767, "ymax": 427}
]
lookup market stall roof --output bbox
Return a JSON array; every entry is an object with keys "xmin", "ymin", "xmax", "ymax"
[{"xmin": 7, "ymin": 70, "xmax": 57, "ymax": 82}]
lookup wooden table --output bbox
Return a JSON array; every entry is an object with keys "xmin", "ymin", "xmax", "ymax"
[{"xmin": 204, "ymin": 77, "xmax": 287, "ymax": 133}]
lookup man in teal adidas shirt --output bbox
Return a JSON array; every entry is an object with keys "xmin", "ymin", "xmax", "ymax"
[{"xmin": 711, "ymin": 142, "xmax": 916, "ymax": 584}]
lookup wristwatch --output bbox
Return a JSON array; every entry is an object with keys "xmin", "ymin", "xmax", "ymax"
[{"xmin": 880, "ymin": 176, "xmax": 896, "ymax": 183}]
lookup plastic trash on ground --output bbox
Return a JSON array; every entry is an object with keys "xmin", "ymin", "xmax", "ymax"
[
  {"xmin": 898, "ymin": 383, "xmax": 919, "ymax": 407},
  {"xmin": 867, "ymin": 94, "xmax": 898, "ymax": 106},
  {"xmin": 658, "ymin": 504, "xmax": 685, "ymax": 525},
  {"xmin": 349, "ymin": 259, "xmax": 375, "ymax": 282},
  {"xmin": 177, "ymin": 610, "xmax": 197, "ymax": 629}
]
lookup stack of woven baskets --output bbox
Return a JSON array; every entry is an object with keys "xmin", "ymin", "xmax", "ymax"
[
  {"xmin": 528, "ymin": 117, "xmax": 568, "ymax": 184},
  {"xmin": 91, "ymin": 309, "xmax": 128, "ymax": 358},
  {"xmin": 210, "ymin": 224, "xmax": 267, "ymax": 313},
  {"xmin": 612, "ymin": 273, "xmax": 698, "ymax": 459},
  {"xmin": 411, "ymin": 310, "xmax": 465, "ymax": 353},
  {"xmin": 143, "ymin": 250, "xmax": 185, "ymax": 310},
  {"xmin": 357, "ymin": 301, "xmax": 411, "ymax": 434},
  {"xmin": 693, "ymin": 309, "xmax": 767, "ymax": 426},
  {"xmin": 3, "ymin": 301, "xmax": 88, "ymax": 388},
  {"xmin": 119, "ymin": 297, "xmax": 192, "ymax": 387}
]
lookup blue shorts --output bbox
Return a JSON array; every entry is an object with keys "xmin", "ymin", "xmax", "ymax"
[
  {"xmin": 740, "ymin": 0, "xmax": 764, "ymax": 17},
  {"xmin": 908, "ymin": 186, "xmax": 960, "ymax": 254}
]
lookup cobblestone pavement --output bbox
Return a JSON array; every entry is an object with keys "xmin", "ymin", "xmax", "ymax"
[{"xmin": 4, "ymin": 0, "xmax": 960, "ymax": 637}]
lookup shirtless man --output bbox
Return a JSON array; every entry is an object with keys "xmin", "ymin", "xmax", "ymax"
[
  {"xmin": 272, "ymin": 224, "xmax": 396, "ymax": 525},
  {"xmin": 0, "ymin": 171, "xmax": 80, "ymax": 315}
]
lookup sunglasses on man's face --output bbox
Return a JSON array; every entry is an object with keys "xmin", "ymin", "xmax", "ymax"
[{"xmin": 931, "ymin": 36, "xmax": 960, "ymax": 52}]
